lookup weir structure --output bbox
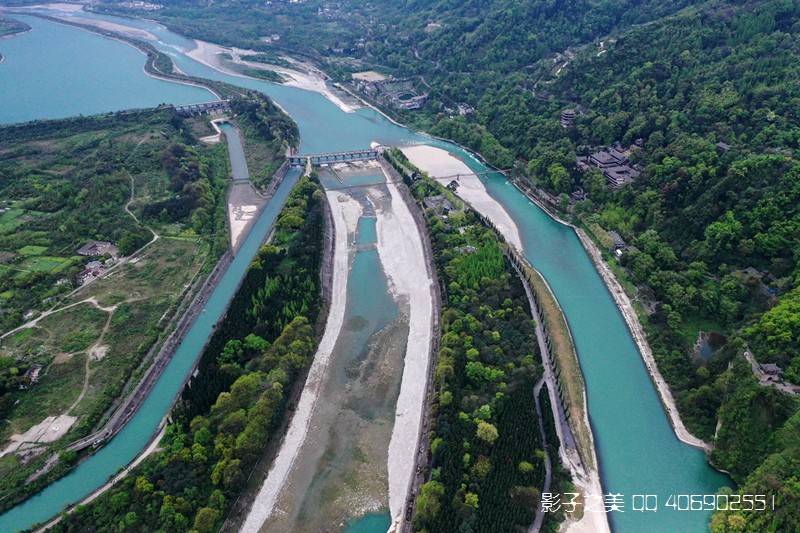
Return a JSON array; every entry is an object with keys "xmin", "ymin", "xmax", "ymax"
[
  {"xmin": 289, "ymin": 148, "xmax": 380, "ymax": 167},
  {"xmin": 174, "ymin": 99, "xmax": 230, "ymax": 117}
]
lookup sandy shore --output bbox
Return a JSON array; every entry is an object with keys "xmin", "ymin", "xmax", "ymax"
[
  {"xmin": 185, "ymin": 39, "xmax": 357, "ymax": 113},
  {"xmin": 399, "ymin": 145, "xmax": 523, "ymax": 250},
  {"xmin": 370, "ymin": 178, "xmax": 434, "ymax": 531},
  {"xmin": 65, "ymin": 15, "xmax": 157, "ymax": 41},
  {"xmin": 575, "ymin": 228, "xmax": 711, "ymax": 452},
  {"xmin": 18, "ymin": 4, "xmax": 159, "ymax": 40},
  {"xmin": 227, "ymin": 183, "xmax": 263, "ymax": 252},
  {"xmin": 239, "ymin": 190, "xmax": 358, "ymax": 533},
  {"xmin": 562, "ymin": 468, "xmax": 611, "ymax": 533}
]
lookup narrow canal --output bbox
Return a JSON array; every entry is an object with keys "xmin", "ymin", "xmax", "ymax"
[
  {"xmin": 218, "ymin": 121, "xmax": 251, "ymax": 181},
  {"xmin": 0, "ymin": 11, "xmax": 728, "ymax": 532}
]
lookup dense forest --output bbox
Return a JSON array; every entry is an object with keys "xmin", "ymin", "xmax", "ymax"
[
  {"xmin": 385, "ymin": 152, "xmax": 547, "ymax": 533},
  {"xmin": 51, "ymin": 174, "xmax": 326, "ymax": 532}
]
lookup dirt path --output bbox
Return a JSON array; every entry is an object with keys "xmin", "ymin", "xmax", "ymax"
[{"xmin": 0, "ymin": 297, "xmax": 117, "ymax": 340}]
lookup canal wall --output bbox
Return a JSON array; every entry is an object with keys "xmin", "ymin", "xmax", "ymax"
[
  {"xmin": 508, "ymin": 176, "xmax": 711, "ymax": 453},
  {"xmin": 574, "ymin": 228, "xmax": 712, "ymax": 452}
]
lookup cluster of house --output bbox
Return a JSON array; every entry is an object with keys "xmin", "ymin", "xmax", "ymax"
[
  {"xmin": 759, "ymin": 363, "xmax": 783, "ymax": 383},
  {"xmin": 117, "ymin": 1, "xmax": 162, "ymax": 10},
  {"xmin": 76, "ymin": 241, "xmax": 119, "ymax": 286},
  {"xmin": 20, "ymin": 364, "xmax": 43, "ymax": 389},
  {"xmin": 423, "ymin": 195, "xmax": 454, "ymax": 219},
  {"xmin": 577, "ymin": 141, "xmax": 644, "ymax": 188},
  {"xmin": 352, "ymin": 74, "xmax": 428, "ymax": 110}
]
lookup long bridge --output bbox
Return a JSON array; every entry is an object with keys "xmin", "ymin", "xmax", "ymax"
[{"xmin": 289, "ymin": 148, "xmax": 380, "ymax": 167}]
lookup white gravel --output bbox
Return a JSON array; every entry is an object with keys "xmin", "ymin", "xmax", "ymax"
[
  {"xmin": 371, "ymin": 180, "xmax": 434, "ymax": 531},
  {"xmin": 400, "ymin": 145, "xmax": 523, "ymax": 250},
  {"xmin": 239, "ymin": 192, "xmax": 360, "ymax": 533}
]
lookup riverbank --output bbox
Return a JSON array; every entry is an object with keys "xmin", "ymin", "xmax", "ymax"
[
  {"xmin": 33, "ymin": 424, "xmax": 166, "ymax": 533},
  {"xmin": 392, "ymin": 146, "xmax": 609, "ymax": 531},
  {"xmin": 508, "ymin": 252, "xmax": 608, "ymax": 533},
  {"xmin": 184, "ymin": 37, "xmax": 357, "ymax": 114},
  {"xmin": 400, "ymin": 144, "xmax": 523, "ymax": 249},
  {"xmin": 575, "ymin": 228, "xmax": 711, "ymax": 452},
  {"xmin": 378, "ymin": 158, "xmax": 442, "ymax": 533},
  {"xmin": 239, "ymin": 185, "xmax": 356, "ymax": 532},
  {"xmin": 371, "ymin": 171, "xmax": 435, "ymax": 531}
]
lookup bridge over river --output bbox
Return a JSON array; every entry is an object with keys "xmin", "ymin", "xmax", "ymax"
[{"xmin": 289, "ymin": 148, "xmax": 380, "ymax": 166}]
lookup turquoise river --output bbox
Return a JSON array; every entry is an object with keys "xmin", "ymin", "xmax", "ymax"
[{"xmin": 0, "ymin": 11, "xmax": 728, "ymax": 532}]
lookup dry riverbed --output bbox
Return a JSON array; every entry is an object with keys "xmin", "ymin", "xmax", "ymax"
[{"xmin": 241, "ymin": 162, "xmax": 434, "ymax": 532}]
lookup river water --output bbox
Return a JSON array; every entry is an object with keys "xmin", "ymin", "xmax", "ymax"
[
  {"xmin": 0, "ymin": 11, "xmax": 727, "ymax": 532},
  {"xmin": 218, "ymin": 122, "xmax": 251, "ymax": 181}
]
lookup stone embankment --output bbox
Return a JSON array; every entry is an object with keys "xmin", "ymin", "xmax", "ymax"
[
  {"xmin": 575, "ymin": 228, "xmax": 711, "ymax": 452},
  {"xmin": 509, "ymin": 173, "xmax": 712, "ymax": 453}
]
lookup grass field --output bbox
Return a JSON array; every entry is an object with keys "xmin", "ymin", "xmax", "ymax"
[
  {"xmin": 0, "ymin": 208, "xmax": 24, "ymax": 233},
  {"xmin": 21, "ymin": 256, "xmax": 74, "ymax": 273},
  {"xmin": 17, "ymin": 245, "xmax": 47, "ymax": 257},
  {"xmin": 0, "ymin": 237, "xmax": 207, "ymax": 494}
]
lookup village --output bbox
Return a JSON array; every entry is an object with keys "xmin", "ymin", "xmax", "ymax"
[{"xmin": 351, "ymin": 71, "xmax": 428, "ymax": 110}]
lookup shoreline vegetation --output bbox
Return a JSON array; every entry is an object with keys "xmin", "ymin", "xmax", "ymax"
[
  {"xmin": 509, "ymin": 176, "xmax": 713, "ymax": 451},
  {"xmin": 49, "ymin": 174, "xmax": 328, "ymax": 533},
  {"xmin": 387, "ymin": 148, "xmax": 607, "ymax": 533},
  {"xmin": 0, "ymin": 15, "xmax": 29, "ymax": 38},
  {"xmin": 391, "ymin": 153, "xmax": 551, "ymax": 533},
  {"xmin": 399, "ymin": 139, "xmax": 713, "ymax": 455},
  {"xmin": 0, "ymin": 19, "xmax": 298, "ymax": 516},
  {"xmin": 238, "ymin": 179, "xmax": 351, "ymax": 533}
]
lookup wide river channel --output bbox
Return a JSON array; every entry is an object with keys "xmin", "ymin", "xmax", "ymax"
[{"xmin": 0, "ymin": 11, "xmax": 728, "ymax": 532}]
